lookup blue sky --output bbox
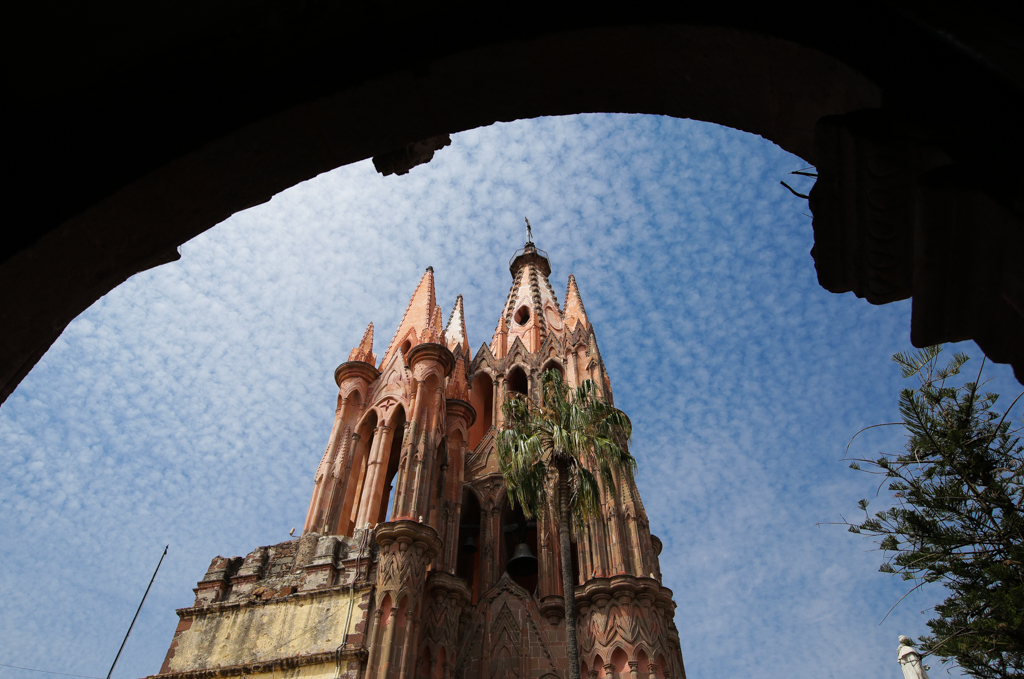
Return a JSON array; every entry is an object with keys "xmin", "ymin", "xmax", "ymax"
[{"xmin": 1, "ymin": 114, "xmax": 1020, "ymax": 679}]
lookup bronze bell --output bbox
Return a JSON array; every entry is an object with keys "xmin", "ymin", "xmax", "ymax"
[
  {"xmin": 507, "ymin": 541, "xmax": 538, "ymax": 577},
  {"xmin": 462, "ymin": 535, "xmax": 477, "ymax": 553}
]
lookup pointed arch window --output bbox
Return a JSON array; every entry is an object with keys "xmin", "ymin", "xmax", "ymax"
[{"xmin": 506, "ymin": 367, "xmax": 528, "ymax": 397}]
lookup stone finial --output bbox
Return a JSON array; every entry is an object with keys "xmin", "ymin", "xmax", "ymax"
[
  {"xmin": 420, "ymin": 304, "xmax": 445, "ymax": 345},
  {"xmin": 348, "ymin": 322, "xmax": 377, "ymax": 365},
  {"xmin": 380, "ymin": 267, "xmax": 437, "ymax": 368},
  {"xmin": 563, "ymin": 274, "xmax": 590, "ymax": 333},
  {"xmin": 446, "ymin": 356, "xmax": 470, "ymax": 402},
  {"xmin": 444, "ymin": 294, "xmax": 471, "ymax": 361}
]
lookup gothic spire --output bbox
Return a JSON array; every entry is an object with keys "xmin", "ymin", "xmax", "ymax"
[
  {"xmin": 493, "ymin": 235, "xmax": 561, "ymax": 354},
  {"xmin": 347, "ymin": 322, "xmax": 377, "ymax": 366},
  {"xmin": 444, "ymin": 294, "xmax": 471, "ymax": 361},
  {"xmin": 380, "ymin": 266, "xmax": 436, "ymax": 368},
  {"xmin": 563, "ymin": 274, "xmax": 590, "ymax": 333}
]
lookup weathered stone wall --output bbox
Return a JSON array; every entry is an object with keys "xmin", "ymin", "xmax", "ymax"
[
  {"xmin": 157, "ymin": 530, "xmax": 376, "ymax": 678},
  {"xmin": 163, "ymin": 588, "xmax": 368, "ymax": 672}
]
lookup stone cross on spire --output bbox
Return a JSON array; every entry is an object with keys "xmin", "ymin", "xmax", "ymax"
[{"xmin": 525, "ymin": 217, "xmax": 533, "ymax": 244}]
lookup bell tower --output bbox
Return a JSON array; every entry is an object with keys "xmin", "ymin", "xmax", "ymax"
[{"xmin": 153, "ymin": 242, "xmax": 687, "ymax": 679}]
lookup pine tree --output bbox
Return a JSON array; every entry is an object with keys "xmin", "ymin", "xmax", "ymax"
[{"xmin": 846, "ymin": 346, "xmax": 1024, "ymax": 678}]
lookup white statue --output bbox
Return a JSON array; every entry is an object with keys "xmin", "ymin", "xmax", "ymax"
[{"xmin": 898, "ymin": 635, "xmax": 930, "ymax": 679}]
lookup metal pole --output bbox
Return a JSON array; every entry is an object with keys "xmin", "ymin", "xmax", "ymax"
[{"xmin": 106, "ymin": 545, "xmax": 168, "ymax": 679}]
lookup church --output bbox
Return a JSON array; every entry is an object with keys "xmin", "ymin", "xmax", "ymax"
[{"xmin": 152, "ymin": 239, "xmax": 687, "ymax": 679}]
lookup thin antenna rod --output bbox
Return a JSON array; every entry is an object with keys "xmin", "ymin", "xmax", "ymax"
[{"xmin": 106, "ymin": 545, "xmax": 168, "ymax": 679}]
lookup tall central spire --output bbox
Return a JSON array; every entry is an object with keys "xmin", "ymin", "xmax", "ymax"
[{"xmin": 491, "ymin": 233, "xmax": 560, "ymax": 356}]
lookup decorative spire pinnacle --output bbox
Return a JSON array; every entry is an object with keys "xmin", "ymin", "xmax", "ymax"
[
  {"xmin": 491, "ymin": 315, "xmax": 508, "ymax": 358},
  {"xmin": 497, "ymin": 232, "xmax": 562, "ymax": 354},
  {"xmin": 563, "ymin": 274, "xmax": 590, "ymax": 333},
  {"xmin": 444, "ymin": 294, "xmax": 471, "ymax": 361},
  {"xmin": 380, "ymin": 267, "xmax": 437, "ymax": 368},
  {"xmin": 348, "ymin": 322, "xmax": 377, "ymax": 365},
  {"xmin": 446, "ymin": 355, "xmax": 470, "ymax": 402},
  {"xmin": 423, "ymin": 304, "xmax": 445, "ymax": 344}
]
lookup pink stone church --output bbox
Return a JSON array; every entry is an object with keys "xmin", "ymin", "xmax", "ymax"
[{"xmin": 154, "ymin": 240, "xmax": 686, "ymax": 679}]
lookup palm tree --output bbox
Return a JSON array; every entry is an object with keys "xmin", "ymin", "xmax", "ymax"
[{"xmin": 496, "ymin": 369, "xmax": 635, "ymax": 679}]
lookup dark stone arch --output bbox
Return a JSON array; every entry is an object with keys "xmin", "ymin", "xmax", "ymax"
[{"xmin": 5, "ymin": 4, "xmax": 1024, "ymax": 405}]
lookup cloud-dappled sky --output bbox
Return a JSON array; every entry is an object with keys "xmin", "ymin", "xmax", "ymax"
[{"xmin": 2, "ymin": 114, "xmax": 1020, "ymax": 679}]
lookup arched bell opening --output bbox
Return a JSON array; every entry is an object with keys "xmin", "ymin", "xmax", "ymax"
[
  {"xmin": 455, "ymin": 488, "xmax": 482, "ymax": 603},
  {"xmin": 541, "ymin": 360, "xmax": 564, "ymax": 381},
  {"xmin": 501, "ymin": 496, "xmax": 538, "ymax": 594},
  {"xmin": 468, "ymin": 372, "xmax": 493, "ymax": 448},
  {"xmin": 338, "ymin": 409, "xmax": 378, "ymax": 535},
  {"xmin": 506, "ymin": 366, "xmax": 528, "ymax": 399},
  {"xmin": 427, "ymin": 438, "xmax": 448, "ymax": 529},
  {"xmin": 540, "ymin": 360, "xmax": 565, "ymax": 401},
  {"xmin": 379, "ymin": 405, "xmax": 406, "ymax": 523}
]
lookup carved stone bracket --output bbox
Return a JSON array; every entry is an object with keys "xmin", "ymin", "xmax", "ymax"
[
  {"xmin": 811, "ymin": 109, "xmax": 1024, "ymax": 381},
  {"xmin": 373, "ymin": 520, "xmax": 443, "ymax": 606}
]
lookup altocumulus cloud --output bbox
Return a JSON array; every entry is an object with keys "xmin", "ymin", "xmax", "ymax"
[{"xmin": 1, "ymin": 114, "xmax": 1020, "ymax": 679}]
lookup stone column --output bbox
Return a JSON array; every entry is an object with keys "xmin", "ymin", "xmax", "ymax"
[
  {"xmin": 604, "ymin": 664, "xmax": 614, "ymax": 679},
  {"xmin": 495, "ymin": 375, "xmax": 506, "ymax": 428},
  {"xmin": 303, "ymin": 396, "xmax": 350, "ymax": 532},
  {"xmin": 363, "ymin": 607, "xmax": 385, "ymax": 678},
  {"xmin": 335, "ymin": 431, "xmax": 362, "ymax": 534},
  {"xmin": 629, "ymin": 661, "xmax": 639, "ymax": 679},
  {"xmin": 648, "ymin": 664, "xmax": 657, "ymax": 679},
  {"xmin": 371, "ymin": 521, "xmax": 442, "ymax": 679},
  {"xmin": 397, "ymin": 616, "xmax": 418, "ymax": 679},
  {"xmin": 391, "ymin": 381, "xmax": 419, "ymax": 516},
  {"xmin": 377, "ymin": 608, "xmax": 399, "ymax": 679},
  {"xmin": 491, "ymin": 378, "xmax": 499, "ymax": 428},
  {"xmin": 412, "ymin": 383, "xmax": 444, "ymax": 519},
  {"xmin": 355, "ymin": 424, "xmax": 392, "ymax": 527}
]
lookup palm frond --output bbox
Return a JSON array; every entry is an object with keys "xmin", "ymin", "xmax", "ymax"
[{"xmin": 497, "ymin": 369, "xmax": 635, "ymax": 529}]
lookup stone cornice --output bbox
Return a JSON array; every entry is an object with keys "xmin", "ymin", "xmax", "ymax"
[
  {"xmin": 573, "ymin": 574, "xmax": 674, "ymax": 610},
  {"xmin": 150, "ymin": 644, "xmax": 368, "ymax": 679},
  {"xmin": 509, "ymin": 245, "xmax": 551, "ymax": 278},
  {"xmin": 426, "ymin": 569, "xmax": 473, "ymax": 605},
  {"xmin": 176, "ymin": 582, "xmax": 373, "ymax": 619},
  {"xmin": 374, "ymin": 519, "xmax": 443, "ymax": 559},
  {"xmin": 445, "ymin": 398, "xmax": 476, "ymax": 427},
  {"xmin": 405, "ymin": 342, "xmax": 455, "ymax": 377},
  {"xmin": 334, "ymin": 360, "xmax": 380, "ymax": 387}
]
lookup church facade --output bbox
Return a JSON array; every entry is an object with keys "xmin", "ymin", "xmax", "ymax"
[{"xmin": 154, "ymin": 242, "xmax": 686, "ymax": 679}]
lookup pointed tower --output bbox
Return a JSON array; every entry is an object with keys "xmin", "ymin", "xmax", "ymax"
[
  {"xmin": 492, "ymin": 240, "xmax": 561, "ymax": 355},
  {"xmin": 153, "ymin": 240, "xmax": 686, "ymax": 679},
  {"xmin": 379, "ymin": 266, "xmax": 438, "ymax": 370},
  {"xmin": 444, "ymin": 294, "xmax": 471, "ymax": 362},
  {"xmin": 348, "ymin": 322, "xmax": 377, "ymax": 365},
  {"xmin": 563, "ymin": 274, "xmax": 590, "ymax": 333}
]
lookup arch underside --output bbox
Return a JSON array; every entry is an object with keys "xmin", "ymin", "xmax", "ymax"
[{"xmin": 4, "ymin": 5, "xmax": 1024, "ymax": 405}]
